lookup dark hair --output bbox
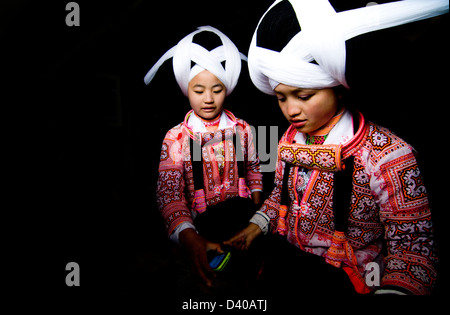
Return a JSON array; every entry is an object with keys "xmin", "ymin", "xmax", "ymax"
[
  {"xmin": 190, "ymin": 29, "xmax": 226, "ymax": 69},
  {"xmin": 256, "ymin": 1, "xmax": 300, "ymax": 52},
  {"xmin": 193, "ymin": 30, "xmax": 223, "ymax": 51},
  {"xmin": 256, "ymin": 0, "xmax": 380, "ymax": 53}
]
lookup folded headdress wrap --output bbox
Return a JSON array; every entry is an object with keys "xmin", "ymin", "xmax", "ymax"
[
  {"xmin": 248, "ymin": 0, "xmax": 449, "ymax": 95},
  {"xmin": 144, "ymin": 26, "xmax": 247, "ymax": 96}
]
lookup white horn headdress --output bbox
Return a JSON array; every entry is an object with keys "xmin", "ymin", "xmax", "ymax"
[
  {"xmin": 144, "ymin": 26, "xmax": 247, "ymax": 96},
  {"xmin": 248, "ymin": 0, "xmax": 449, "ymax": 95}
]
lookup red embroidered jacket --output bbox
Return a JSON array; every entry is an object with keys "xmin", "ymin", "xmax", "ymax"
[
  {"xmin": 260, "ymin": 113, "xmax": 437, "ymax": 295},
  {"xmin": 157, "ymin": 115, "xmax": 263, "ymax": 236}
]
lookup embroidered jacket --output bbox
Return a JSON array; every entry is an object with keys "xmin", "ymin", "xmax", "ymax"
[
  {"xmin": 157, "ymin": 110, "xmax": 263, "ymax": 237},
  {"xmin": 258, "ymin": 110, "xmax": 437, "ymax": 295}
]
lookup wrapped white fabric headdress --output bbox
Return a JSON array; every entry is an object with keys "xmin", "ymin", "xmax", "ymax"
[
  {"xmin": 144, "ymin": 26, "xmax": 247, "ymax": 96},
  {"xmin": 248, "ymin": 0, "xmax": 448, "ymax": 95}
]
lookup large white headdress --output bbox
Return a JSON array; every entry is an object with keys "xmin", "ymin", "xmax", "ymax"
[
  {"xmin": 248, "ymin": 0, "xmax": 448, "ymax": 95},
  {"xmin": 144, "ymin": 26, "xmax": 247, "ymax": 96}
]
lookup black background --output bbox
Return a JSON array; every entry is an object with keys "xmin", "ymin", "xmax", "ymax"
[{"xmin": 4, "ymin": 0, "xmax": 448, "ymax": 309}]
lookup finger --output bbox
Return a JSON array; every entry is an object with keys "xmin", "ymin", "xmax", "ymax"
[
  {"xmin": 239, "ymin": 239, "xmax": 249, "ymax": 251},
  {"xmin": 200, "ymin": 258, "xmax": 216, "ymax": 284},
  {"xmin": 238, "ymin": 237, "xmax": 249, "ymax": 250},
  {"xmin": 244, "ymin": 238, "xmax": 252, "ymax": 250},
  {"xmin": 206, "ymin": 241, "xmax": 224, "ymax": 253},
  {"xmin": 223, "ymin": 234, "xmax": 240, "ymax": 245},
  {"xmin": 244, "ymin": 233, "xmax": 256, "ymax": 249},
  {"xmin": 194, "ymin": 254, "xmax": 215, "ymax": 287},
  {"xmin": 215, "ymin": 244, "xmax": 224, "ymax": 253},
  {"xmin": 224, "ymin": 231, "xmax": 247, "ymax": 246},
  {"xmin": 232, "ymin": 229, "xmax": 250, "ymax": 242},
  {"xmin": 235, "ymin": 237, "xmax": 245, "ymax": 248},
  {"xmin": 196, "ymin": 265, "xmax": 212, "ymax": 287}
]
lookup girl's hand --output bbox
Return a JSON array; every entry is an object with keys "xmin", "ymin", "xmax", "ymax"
[
  {"xmin": 179, "ymin": 229, "xmax": 223, "ymax": 287},
  {"xmin": 223, "ymin": 223, "xmax": 262, "ymax": 251}
]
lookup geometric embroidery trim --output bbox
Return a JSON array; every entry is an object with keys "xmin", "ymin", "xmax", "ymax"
[
  {"xmin": 278, "ymin": 142, "xmax": 343, "ymax": 172},
  {"xmin": 297, "ymin": 170, "xmax": 334, "ymax": 238},
  {"xmin": 381, "ymin": 152, "xmax": 429, "ymax": 212},
  {"xmin": 398, "ymin": 164, "xmax": 427, "ymax": 202}
]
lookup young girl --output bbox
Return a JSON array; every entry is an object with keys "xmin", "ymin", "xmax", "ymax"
[
  {"xmin": 144, "ymin": 26, "xmax": 263, "ymax": 287},
  {"xmin": 226, "ymin": 0, "xmax": 448, "ymax": 295}
]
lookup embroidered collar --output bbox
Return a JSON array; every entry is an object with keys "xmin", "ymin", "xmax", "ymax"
[
  {"xmin": 183, "ymin": 109, "xmax": 237, "ymax": 140},
  {"xmin": 194, "ymin": 111, "xmax": 222, "ymax": 127},
  {"xmin": 293, "ymin": 109, "xmax": 354, "ymax": 145},
  {"xmin": 279, "ymin": 110, "xmax": 367, "ymax": 172}
]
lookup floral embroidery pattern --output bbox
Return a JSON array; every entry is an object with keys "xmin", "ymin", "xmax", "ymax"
[
  {"xmin": 295, "ymin": 151, "xmax": 313, "ymax": 164},
  {"xmin": 296, "ymin": 171, "xmax": 334, "ymax": 238},
  {"xmin": 278, "ymin": 142, "xmax": 343, "ymax": 172},
  {"xmin": 401, "ymin": 166, "xmax": 427, "ymax": 200},
  {"xmin": 371, "ymin": 131, "xmax": 390, "ymax": 149},
  {"xmin": 160, "ymin": 142, "xmax": 169, "ymax": 161}
]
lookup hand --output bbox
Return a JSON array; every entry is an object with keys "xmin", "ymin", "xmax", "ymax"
[
  {"xmin": 179, "ymin": 228, "xmax": 223, "ymax": 287},
  {"xmin": 223, "ymin": 223, "xmax": 262, "ymax": 251}
]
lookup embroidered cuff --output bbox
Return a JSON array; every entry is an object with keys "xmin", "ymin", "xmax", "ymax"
[
  {"xmin": 375, "ymin": 285, "xmax": 413, "ymax": 295},
  {"xmin": 249, "ymin": 211, "xmax": 270, "ymax": 235}
]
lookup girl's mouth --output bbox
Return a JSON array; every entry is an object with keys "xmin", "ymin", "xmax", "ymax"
[{"xmin": 290, "ymin": 120, "xmax": 307, "ymax": 128}]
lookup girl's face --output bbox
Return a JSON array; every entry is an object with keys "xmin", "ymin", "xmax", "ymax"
[
  {"xmin": 187, "ymin": 70, "xmax": 226, "ymax": 120},
  {"xmin": 274, "ymin": 84, "xmax": 339, "ymax": 134}
]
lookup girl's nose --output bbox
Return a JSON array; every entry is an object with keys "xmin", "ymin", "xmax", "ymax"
[
  {"xmin": 204, "ymin": 91, "xmax": 214, "ymax": 104},
  {"xmin": 286, "ymin": 99, "xmax": 301, "ymax": 117}
]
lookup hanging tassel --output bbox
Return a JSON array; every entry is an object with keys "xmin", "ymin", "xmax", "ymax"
[
  {"xmin": 192, "ymin": 189, "xmax": 207, "ymax": 214},
  {"xmin": 277, "ymin": 205, "xmax": 288, "ymax": 236},
  {"xmin": 324, "ymin": 230, "xmax": 371, "ymax": 294}
]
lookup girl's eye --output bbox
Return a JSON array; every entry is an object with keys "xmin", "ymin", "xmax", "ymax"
[
  {"xmin": 299, "ymin": 94, "xmax": 313, "ymax": 101},
  {"xmin": 213, "ymin": 89, "xmax": 223, "ymax": 94},
  {"xmin": 276, "ymin": 95, "xmax": 286, "ymax": 102},
  {"xmin": 194, "ymin": 90, "xmax": 203, "ymax": 94}
]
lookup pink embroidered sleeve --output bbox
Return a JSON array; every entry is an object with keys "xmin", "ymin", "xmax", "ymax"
[{"xmin": 156, "ymin": 128, "xmax": 193, "ymax": 236}]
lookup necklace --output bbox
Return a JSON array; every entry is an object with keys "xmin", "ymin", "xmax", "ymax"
[
  {"xmin": 306, "ymin": 134, "xmax": 328, "ymax": 145},
  {"xmin": 196, "ymin": 113, "xmax": 221, "ymax": 127}
]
